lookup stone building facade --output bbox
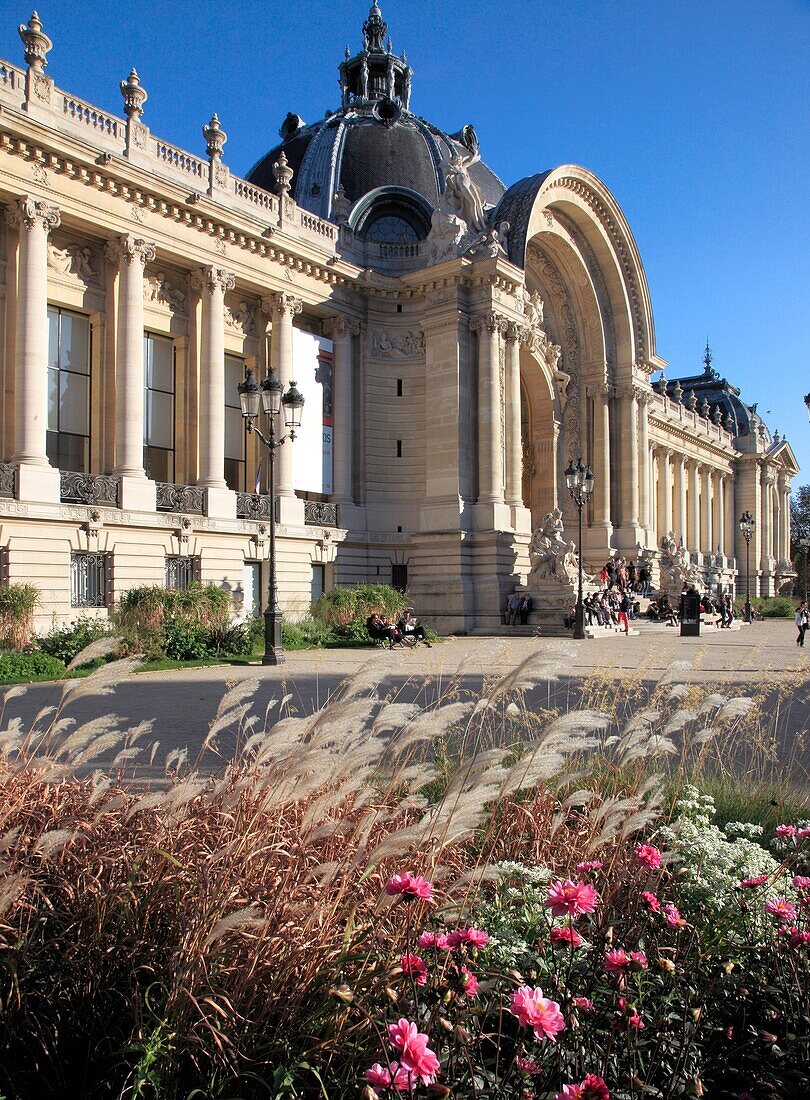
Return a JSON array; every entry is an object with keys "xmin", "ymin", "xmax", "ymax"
[{"xmin": 0, "ymin": 7, "xmax": 799, "ymax": 633}]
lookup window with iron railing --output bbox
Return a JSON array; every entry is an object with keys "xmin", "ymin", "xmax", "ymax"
[
  {"xmin": 165, "ymin": 555, "xmax": 200, "ymax": 591},
  {"xmin": 70, "ymin": 551, "xmax": 110, "ymax": 608}
]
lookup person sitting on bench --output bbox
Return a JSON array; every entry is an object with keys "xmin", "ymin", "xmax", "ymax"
[{"xmin": 397, "ymin": 612, "xmax": 432, "ymax": 647}]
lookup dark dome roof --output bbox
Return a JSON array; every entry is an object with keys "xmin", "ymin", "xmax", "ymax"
[
  {"xmin": 658, "ymin": 346, "xmax": 770, "ymax": 440},
  {"xmin": 246, "ymin": 3, "xmax": 505, "ymax": 225}
]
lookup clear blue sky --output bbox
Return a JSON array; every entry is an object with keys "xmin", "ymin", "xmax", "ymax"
[{"xmin": 6, "ymin": 1, "xmax": 809, "ymax": 478}]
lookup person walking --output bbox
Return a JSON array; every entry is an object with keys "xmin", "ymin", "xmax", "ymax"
[
  {"xmin": 796, "ymin": 601, "xmax": 809, "ymax": 648},
  {"xmin": 617, "ymin": 591, "xmax": 631, "ymax": 635}
]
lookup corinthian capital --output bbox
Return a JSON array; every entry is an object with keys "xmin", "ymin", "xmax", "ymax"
[
  {"xmin": 190, "ymin": 265, "xmax": 236, "ymax": 294},
  {"xmin": 505, "ymin": 321, "xmax": 527, "ymax": 344},
  {"xmin": 322, "ymin": 315, "xmax": 361, "ymax": 341},
  {"xmin": 262, "ymin": 292, "xmax": 303, "ymax": 319},
  {"xmin": 106, "ymin": 234, "xmax": 156, "ymax": 267},
  {"xmin": 470, "ymin": 311, "xmax": 507, "ymax": 336},
  {"xmin": 6, "ymin": 196, "xmax": 60, "ymax": 234}
]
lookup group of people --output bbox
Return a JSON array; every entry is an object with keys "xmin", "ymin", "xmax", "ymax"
[
  {"xmin": 597, "ymin": 557, "xmax": 652, "ymax": 596},
  {"xmin": 565, "ymin": 590, "xmax": 639, "ymax": 633},
  {"xmin": 366, "ymin": 612, "xmax": 432, "ymax": 649},
  {"xmin": 797, "ymin": 601, "xmax": 809, "ymax": 648},
  {"xmin": 506, "ymin": 591, "xmax": 533, "ymax": 625}
]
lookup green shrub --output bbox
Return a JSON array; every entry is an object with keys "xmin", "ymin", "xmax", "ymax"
[
  {"xmin": 735, "ymin": 595, "xmax": 796, "ymax": 619},
  {"xmin": 0, "ymin": 584, "xmax": 39, "ymax": 650},
  {"xmin": 115, "ymin": 584, "xmax": 233, "ymax": 659},
  {"xmin": 282, "ymin": 616, "xmax": 335, "ymax": 650},
  {"xmin": 312, "ymin": 583, "xmax": 408, "ymax": 628},
  {"xmin": 0, "ymin": 650, "xmax": 65, "ymax": 683},
  {"xmin": 38, "ymin": 617, "xmax": 114, "ymax": 666}
]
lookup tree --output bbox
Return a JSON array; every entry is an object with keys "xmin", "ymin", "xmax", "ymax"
[{"xmin": 790, "ymin": 484, "xmax": 810, "ymax": 597}]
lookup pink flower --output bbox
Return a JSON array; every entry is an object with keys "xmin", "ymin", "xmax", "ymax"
[
  {"xmin": 604, "ymin": 948, "xmax": 630, "ymax": 973},
  {"xmin": 400, "ymin": 953, "xmax": 427, "ymax": 986},
  {"xmin": 446, "ymin": 926, "xmax": 489, "ymax": 948},
  {"xmin": 556, "ymin": 1076, "xmax": 610, "ymax": 1100},
  {"xmin": 663, "ymin": 902, "xmax": 686, "ymax": 927},
  {"xmin": 386, "ymin": 1019, "xmax": 439, "ymax": 1084},
  {"xmin": 775, "ymin": 824, "xmax": 797, "ymax": 838},
  {"xmin": 509, "ymin": 985, "xmax": 566, "ymax": 1041},
  {"xmin": 792, "ymin": 875, "xmax": 810, "ymax": 891},
  {"xmin": 635, "ymin": 843, "xmax": 662, "ymax": 869},
  {"xmin": 629, "ymin": 950, "xmax": 648, "ymax": 971},
  {"xmin": 641, "ymin": 890, "xmax": 661, "ymax": 911},
  {"xmin": 385, "ymin": 873, "xmax": 434, "ymax": 901},
  {"xmin": 785, "ymin": 927, "xmax": 810, "ymax": 948},
  {"xmin": 550, "ymin": 925, "xmax": 584, "ymax": 948},
  {"xmin": 365, "ymin": 1062, "xmax": 412, "ymax": 1092},
  {"xmin": 458, "ymin": 964, "xmax": 478, "ymax": 997},
  {"xmin": 576, "ymin": 860, "xmax": 604, "ymax": 873},
  {"xmin": 515, "ymin": 1056, "xmax": 542, "ymax": 1075},
  {"xmin": 574, "ymin": 996, "xmax": 595, "ymax": 1012},
  {"xmin": 628, "ymin": 1012, "xmax": 645, "ymax": 1030},
  {"xmin": 417, "ymin": 930, "xmax": 449, "ymax": 950},
  {"xmin": 740, "ymin": 874, "xmax": 768, "ymax": 888},
  {"xmin": 764, "ymin": 898, "xmax": 798, "ymax": 923},
  {"xmin": 545, "ymin": 879, "xmax": 599, "ymax": 918},
  {"xmin": 798, "ymin": 827, "xmax": 810, "ymax": 840}
]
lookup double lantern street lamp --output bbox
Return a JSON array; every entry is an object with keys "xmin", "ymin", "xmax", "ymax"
[
  {"xmin": 738, "ymin": 510, "xmax": 755, "ymax": 625},
  {"xmin": 564, "ymin": 458, "xmax": 596, "ymax": 641},
  {"xmin": 237, "ymin": 368, "xmax": 305, "ymax": 665}
]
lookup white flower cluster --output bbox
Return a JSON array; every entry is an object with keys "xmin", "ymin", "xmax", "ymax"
[
  {"xmin": 658, "ymin": 785, "xmax": 788, "ymax": 915},
  {"xmin": 472, "ymin": 862, "xmax": 553, "ymax": 970}
]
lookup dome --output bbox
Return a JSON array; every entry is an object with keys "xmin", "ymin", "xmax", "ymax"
[
  {"xmin": 246, "ymin": 2, "xmax": 505, "ymax": 238},
  {"xmin": 657, "ymin": 345, "xmax": 769, "ymax": 440}
]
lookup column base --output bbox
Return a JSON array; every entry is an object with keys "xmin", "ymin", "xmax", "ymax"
[
  {"xmin": 14, "ymin": 462, "xmax": 60, "ymax": 505},
  {"xmin": 204, "ymin": 486, "xmax": 237, "ymax": 520},
  {"xmin": 510, "ymin": 503, "xmax": 533, "ymax": 535},
  {"xmin": 419, "ymin": 495, "xmax": 464, "ymax": 533},
  {"xmin": 472, "ymin": 499, "xmax": 513, "ymax": 532},
  {"xmin": 614, "ymin": 524, "xmax": 646, "ymax": 553},
  {"xmin": 335, "ymin": 502, "xmax": 366, "ymax": 532},
  {"xmin": 118, "ymin": 476, "xmax": 156, "ymax": 512}
]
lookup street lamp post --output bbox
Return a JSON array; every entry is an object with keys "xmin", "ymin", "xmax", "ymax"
[
  {"xmin": 564, "ymin": 458, "xmax": 596, "ymax": 640},
  {"xmin": 738, "ymin": 510, "xmax": 755, "ymax": 624},
  {"xmin": 238, "ymin": 367, "xmax": 304, "ymax": 665}
]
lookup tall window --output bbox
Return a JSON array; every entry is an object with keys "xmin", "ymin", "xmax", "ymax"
[
  {"xmin": 47, "ymin": 307, "xmax": 90, "ymax": 472},
  {"xmin": 224, "ymin": 354, "xmax": 246, "ymax": 491},
  {"xmin": 165, "ymin": 556, "xmax": 200, "ymax": 591},
  {"xmin": 144, "ymin": 333, "xmax": 175, "ymax": 482},
  {"xmin": 71, "ymin": 551, "xmax": 110, "ymax": 608}
]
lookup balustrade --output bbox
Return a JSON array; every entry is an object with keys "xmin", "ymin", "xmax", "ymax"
[
  {"xmin": 0, "ymin": 463, "xmax": 17, "ymax": 498},
  {"xmin": 236, "ymin": 492, "xmax": 275, "ymax": 520},
  {"xmin": 304, "ymin": 500, "xmax": 339, "ymax": 527},
  {"xmin": 60, "ymin": 471, "xmax": 120, "ymax": 506},
  {"xmin": 155, "ymin": 482, "xmax": 205, "ymax": 514}
]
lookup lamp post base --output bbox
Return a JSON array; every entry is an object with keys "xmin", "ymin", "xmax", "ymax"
[
  {"xmin": 573, "ymin": 603, "xmax": 586, "ymax": 641},
  {"xmin": 263, "ymin": 608, "xmax": 285, "ymax": 665}
]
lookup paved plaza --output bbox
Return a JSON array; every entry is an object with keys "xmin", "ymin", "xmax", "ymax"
[{"xmin": 5, "ymin": 620, "xmax": 808, "ymax": 790}]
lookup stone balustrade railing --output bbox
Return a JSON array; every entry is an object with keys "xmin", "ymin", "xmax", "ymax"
[
  {"xmin": 649, "ymin": 391, "xmax": 733, "ymax": 447},
  {"xmin": 0, "ymin": 48, "xmax": 339, "ymax": 250}
]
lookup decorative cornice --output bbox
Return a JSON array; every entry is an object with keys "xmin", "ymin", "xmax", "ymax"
[{"xmin": 6, "ymin": 195, "xmax": 60, "ymax": 233}]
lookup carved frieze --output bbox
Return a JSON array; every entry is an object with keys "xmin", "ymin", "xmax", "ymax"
[
  {"xmin": 369, "ymin": 330, "xmax": 425, "ymax": 359},
  {"xmin": 47, "ymin": 240, "xmax": 100, "ymax": 286},
  {"xmin": 144, "ymin": 271, "xmax": 186, "ymax": 312},
  {"xmin": 224, "ymin": 297, "xmax": 256, "ymax": 335}
]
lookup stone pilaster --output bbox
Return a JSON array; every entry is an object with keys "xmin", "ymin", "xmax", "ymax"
[
  {"xmin": 657, "ymin": 447, "xmax": 673, "ymax": 540},
  {"xmin": 638, "ymin": 391, "xmax": 652, "ymax": 543},
  {"xmin": 723, "ymin": 473, "xmax": 735, "ymax": 558},
  {"xmin": 322, "ymin": 315, "xmax": 360, "ymax": 506},
  {"xmin": 191, "ymin": 265, "xmax": 236, "ymax": 517},
  {"xmin": 674, "ymin": 454, "xmax": 687, "ymax": 545},
  {"xmin": 6, "ymin": 197, "xmax": 61, "ymax": 501},
  {"xmin": 589, "ymin": 385, "xmax": 612, "ymax": 540},
  {"xmin": 616, "ymin": 384, "xmax": 641, "ymax": 548},
  {"xmin": 106, "ymin": 234, "xmax": 156, "ymax": 510},
  {"xmin": 712, "ymin": 469, "xmax": 723, "ymax": 556},
  {"xmin": 760, "ymin": 466, "xmax": 773, "ymax": 592}
]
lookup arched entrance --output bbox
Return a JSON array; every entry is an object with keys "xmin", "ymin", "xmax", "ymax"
[{"xmin": 520, "ymin": 346, "xmax": 559, "ymax": 530}]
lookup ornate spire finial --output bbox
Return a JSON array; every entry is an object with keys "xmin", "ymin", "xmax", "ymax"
[
  {"xmin": 273, "ymin": 150, "xmax": 294, "ymax": 198},
  {"xmin": 120, "ymin": 68, "xmax": 147, "ymax": 119},
  {"xmin": 703, "ymin": 338, "xmax": 713, "ymax": 375},
  {"xmin": 203, "ymin": 113, "xmax": 227, "ymax": 159},
  {"xmin": 19, "ymin": 11, "xmax": 52, "ymax": 73},
  {"xmin": 363, "ymin": 0, "xmax": 387, "ymax": 52}
]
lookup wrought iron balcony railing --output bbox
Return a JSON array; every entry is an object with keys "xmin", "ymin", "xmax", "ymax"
[
  {"xmin": 304, "ymin": 500, "xmax": 339, "ymax": 528},
  {"xmin": 236, "ymin": 492, "xmax": 275, "ymax": 520},
  {"xmin": 60, "ymin": 471, "xmax": 120, "ymax": 506},
  {"xmin": 155, "ymin": 482, "xmax": 205, "ymax": 514},
  {"xmin": 0, "ymin": 463, "xmax": 16, "ymax": 499}
]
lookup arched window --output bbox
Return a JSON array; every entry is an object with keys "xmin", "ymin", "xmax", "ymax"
[{"xmin": 349, "ymin": 186, "xmax": 433, "ymax": 243}]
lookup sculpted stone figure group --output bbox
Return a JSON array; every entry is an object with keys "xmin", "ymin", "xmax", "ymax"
[{"xmin": 528, "ymin": 508, "xmax": 586, "ymax": 585}]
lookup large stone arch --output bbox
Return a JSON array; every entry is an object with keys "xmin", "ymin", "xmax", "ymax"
[{"xmin": 519, "ymin": 341, "xmax": 561, "ymax": 526}]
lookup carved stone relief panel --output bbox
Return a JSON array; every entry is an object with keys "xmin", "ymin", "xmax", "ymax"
[
  {"xmin": 224, "ymin": 294, "xmax": 257, "ymax": 336},
  {"xmin": 369, "ymin": 330, "xmax": 425, "ymax": 359},
  {"xmin": 144, "ymin": 269, "xmax": 187, "ymax": 314},
  {"xmin": 47, "ymin": 235, "xmax": 102, "ymax": 288}
]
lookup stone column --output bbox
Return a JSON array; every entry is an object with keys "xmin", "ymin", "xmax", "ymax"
[
  {"xmin": 712, "ymin": 470, "xmax": 723, "ymax": 557},
  {"xmin": 618, "ymin": 386, "xmax": 640, "ymax": 544},
  {"xmin": 638, "ymin": 392, "xmax": 652, "ymax": 541},
  {"xmin": 590, "ymin": 385, "xmax": 612, "ymax": 539},
  {"xmin": 658, "ymin": 448, "xmax": 673, "ymax": 540},
  {"xmin": 689, "ymin": 460, "xmax": 701, "ymax": 553},
  {"xmin": 674, "ymin": 454, "xmax": 687, "ymax": 544},
  {"xmin": 106, "ymin": 235, "xmax": 156, "ymax": 510},
  {"xmin": 504, "ymin": 323, "xmax": 524, "ymax": 508},
  {"xmin": 323, "ymin": 315, "xmax": 360, "ymax": 507},
  {"xmin": 192, "ymin": 265, "xmax": 236, "ymax": 517},
  {"xmin": 263, "ymin": 293, "xmax": 303, "ymax": 505},
  {"xmin": 6, "ymin": 197, "xmax": 61, "ymax": 501},
  {"xmin": 723, "ymin": 473, "xmax": 736, "ymax": 558},
  {"xmin": 471, "ymin": 312, "xmax": 505, "ymax": 506},
  {"xmin": 760, "ymin": 468, "xmax": 772, "ymax": 593},
  {"xmin": 700, "ymin": 465, "xmax": 713, "ymax": 554}
]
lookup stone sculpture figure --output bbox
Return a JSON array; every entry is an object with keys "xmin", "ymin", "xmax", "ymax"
[
  {"xmin": 658, "ymin": 530, "xmax": 702, "ymax": 590},
  {"xmin": 443, "ymin": 148, "xmax": 486, "ymax": 232},
  {"xmin": 529, "ymin": 509, "xmax": 591, "ymax": 585}
]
